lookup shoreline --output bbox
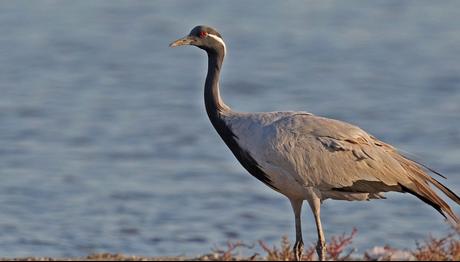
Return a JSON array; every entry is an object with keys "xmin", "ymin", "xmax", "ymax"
[{"xmin": 2, "ymin": 228, "xmax": 459, "ymax": 261}]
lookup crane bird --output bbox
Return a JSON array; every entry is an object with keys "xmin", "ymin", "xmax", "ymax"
[{"xmin": 170, "ymin": 25, "xmax": 460, "ymax": 261}]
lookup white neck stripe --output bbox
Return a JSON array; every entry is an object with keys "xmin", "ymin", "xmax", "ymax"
[{"xmin": 208, "ymin": 34, "xmax": 226, "ymax": 56}]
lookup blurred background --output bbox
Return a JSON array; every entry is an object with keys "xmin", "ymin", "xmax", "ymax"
[{"xmin": 0, "ymin": 0, "xmax": 459, "ymax": 258}]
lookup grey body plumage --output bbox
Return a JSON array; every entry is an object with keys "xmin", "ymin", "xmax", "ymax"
[{"xmin": 170, "ymin": 25, "xmax": 460, "ymax": 261}]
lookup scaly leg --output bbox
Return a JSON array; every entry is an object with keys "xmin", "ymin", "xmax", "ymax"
[
  {"xmin": 290, "ymin": 198, "xmax": 304, "ymax": 261},
  {"xmin": 308, "ymin": 196, "xmax": 326, "ymax": 261}
]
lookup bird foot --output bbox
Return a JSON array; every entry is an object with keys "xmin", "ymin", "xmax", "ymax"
[
  {"xmin": 293, "ymin": 239, "xmax": 304, "ymax": 261},
  {"xmin": 316, "ymin": 240, "xmax": 327, "ymax": 261}
]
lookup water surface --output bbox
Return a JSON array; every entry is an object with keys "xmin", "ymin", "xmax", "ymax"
[{"xmin": 0, "ymin": 0, "xmax": 459, "ymax": 257}]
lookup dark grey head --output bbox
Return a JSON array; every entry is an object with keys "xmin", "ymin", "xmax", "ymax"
[{"xmin": 169, "ymin": 25, "xmax": 226, "ymax": 55}]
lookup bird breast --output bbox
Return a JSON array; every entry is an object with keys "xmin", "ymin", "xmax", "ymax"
[{"xmin": 223, "ymin": 111, "xmax": 319, "ymax": 199}]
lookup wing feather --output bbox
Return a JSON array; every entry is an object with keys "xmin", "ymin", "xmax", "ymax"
[{"xmin": 264, "ymin": 114, "xmax": 459, "ymax": 223}]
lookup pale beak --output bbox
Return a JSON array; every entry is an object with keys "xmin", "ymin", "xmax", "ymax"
[{"xmin": 169, "ymin": 35, "xmax": 194, "ymax": 47}]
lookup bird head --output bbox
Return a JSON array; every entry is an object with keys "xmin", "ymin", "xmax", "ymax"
[{"xmin": 170, "ymin": 25, "xmax": 226, "ymax": 55}]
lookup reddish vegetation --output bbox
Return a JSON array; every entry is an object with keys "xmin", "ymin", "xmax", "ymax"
[
  {"xmin": 3, "ymin": 228, "xmax": 460, "ymax": 261},
  {"xmin": 199, "ymin": 227, "xmax": 460, "ymax": 261},
  {"xmin": 254, "ymin": 228, "xmax": 357, "ymax": 261},
  {"xmin": 412, "ymin": 232, "xmax": 460, "ymax": 261}
]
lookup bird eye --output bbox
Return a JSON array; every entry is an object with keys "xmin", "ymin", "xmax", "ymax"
[{"xmin": 199, "ymin": 31, "xmax": 207, "ymax": 38}]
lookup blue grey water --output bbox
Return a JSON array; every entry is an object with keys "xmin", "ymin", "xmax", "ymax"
[{"xmin": 0, "ymin": 0, "xmax": 459, "ymax": 258}]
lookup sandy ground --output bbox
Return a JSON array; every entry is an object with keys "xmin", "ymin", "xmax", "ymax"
[
  {"xmin": 0, "ymin": 253, "xmax": 242, "ymax": 261},
  {"xmin": 0, "ymin": 254, "xmax": 192, "ymax": 261}
]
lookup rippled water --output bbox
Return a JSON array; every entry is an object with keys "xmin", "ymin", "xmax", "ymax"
[{"xmin": 0, "ymin": 0, "xmax": 459, "ymax": 258}]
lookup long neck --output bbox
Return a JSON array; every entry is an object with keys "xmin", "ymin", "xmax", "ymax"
[{"xmin": 204, "ymin": 50, "xmax": 229, "ymax": 121}]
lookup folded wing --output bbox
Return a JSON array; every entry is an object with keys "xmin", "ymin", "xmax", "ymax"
[{"xmin": 266, "ymin": 114, "xmax": 460, "ymax": 224}]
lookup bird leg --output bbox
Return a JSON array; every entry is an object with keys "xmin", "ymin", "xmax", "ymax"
[
  {"xmin": 293, "ymin": 239, "xmax": 304, "ymax": 261},
  {"xmin": 316, "ymin": 239, "xmax": 326, "ymax": 261},
  {"xmin": 290, "ymin": 199, "xmax": 304, "ymax": 261},
  {"xmin": 309, "ymin": 197, "xmax": 327, "ymax": 261}
]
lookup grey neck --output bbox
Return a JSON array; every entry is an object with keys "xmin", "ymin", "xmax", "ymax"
[
  {"xmin": 201, "ymin": 46, "xmax": 277, "ymax": 191},
  {"xmin": 204, "ymin": 50, "xmax": 229, "ymax": 120}
]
